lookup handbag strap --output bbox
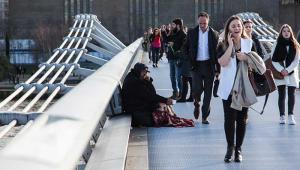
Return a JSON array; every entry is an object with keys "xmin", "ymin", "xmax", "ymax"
[{"xmin": 249, "ymin": 94, "xmax": 269, "ymax": 115}]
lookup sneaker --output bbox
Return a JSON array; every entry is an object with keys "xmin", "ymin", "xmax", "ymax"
[
  {"xmin": 279, "ymin": 115, "xmax": 286, "ymax": 124},
  {"xmin": 288, "ymin": 115, "xmax": 296, "ymax": 125}
]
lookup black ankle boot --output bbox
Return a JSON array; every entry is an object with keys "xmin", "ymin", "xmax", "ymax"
[
  {"xmin": 234, "ymin": 147, "xmax": 242, "ymax": 162},
  {"xmin": 224, "ymin": 146, "xmax": 234, "ymax": 163}
]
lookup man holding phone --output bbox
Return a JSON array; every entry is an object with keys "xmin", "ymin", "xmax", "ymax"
[{"xmin": 183, "ymin": 12, "xmax": 219, "ymax": 124}]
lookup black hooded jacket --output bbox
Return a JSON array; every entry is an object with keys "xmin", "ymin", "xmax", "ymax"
[
  {"xmin": 121, "ymin": 69, "xmax": 167, "ymax": 113},
  {"xmin": 166, "ymin": 29, "xmax": 187, "ymax": 60}
]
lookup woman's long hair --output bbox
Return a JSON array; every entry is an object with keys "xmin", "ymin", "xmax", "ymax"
[
  {"xmin": 272, "ymin": 24, "xmax": 300, "ymax": 62},
  {"xmin": 276, "ymin": 24, "xmax": 300, "ymax": 52},
  {"xmin": 153, "ymin": 28, "xmax": 162, "ymax": 38},
  {"xmin": 222, "ymin": 15, "xmax": 248, "ymax": 48}
]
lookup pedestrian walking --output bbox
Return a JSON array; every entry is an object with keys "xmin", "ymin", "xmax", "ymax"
[
  {"xmin": 166, "ymin": 18, "xmax": 186, "ymax": 100},
  {"xmin": 271, "ymin": 24, "xmax": 300, "ymax": 125},
  {"xmin": 217, "ymin": 15, "xmax": 266, "ymax": 163},
  {"xmin": 149, "ymin": 28, "xmax": 162, "ymax": 67},
  {"xmin": 243, "ymin": 20, "xmax": 264, "ymax": 58},
  {"xmin": 184, "ymin": 12, "xmax": 219, "ymax": 124}
]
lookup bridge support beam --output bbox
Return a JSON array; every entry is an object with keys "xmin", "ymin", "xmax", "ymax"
[{"xmin": 82, "ymin": 53, "xmax": 108, "ymax": 65}]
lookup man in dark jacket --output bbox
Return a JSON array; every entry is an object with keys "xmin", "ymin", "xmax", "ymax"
[
  {"xmin": 166, "ymin": 18, "xmax": 187, "ymax": 99},
  {"xmin": 184, "ymin": 12, "xmax": 219, "ymax": 124},
  {"xmin": 122, "ymin": 62, "xmax": 172, "ymax": 126}
]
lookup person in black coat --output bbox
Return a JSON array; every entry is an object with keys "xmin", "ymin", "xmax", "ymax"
[
  {"xmin": 177, "ymin": 27, "xmax": 193, "ymax": 103},
  {"xmin": 121, "ymin": 62, "xmax": 172, "ymax": 126},
  {"xmin": 166, "ymin": 18, "xmax": 187, "ymax": 99},
  {"xmin": 183, "ymin": 12, "xmax": 219, "ymax": 124},
  {"xmin": 243, "ymin": 20, "xmax": 264, "ymax": 58}
]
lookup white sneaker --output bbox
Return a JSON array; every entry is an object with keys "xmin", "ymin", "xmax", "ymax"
[
  {"xmin": 288, "ymin": 115, "xmax": 296, "ymax": 125},
  {"xmin": 279, "ymin": 115, "xmax": 286, "ymax": 124}
]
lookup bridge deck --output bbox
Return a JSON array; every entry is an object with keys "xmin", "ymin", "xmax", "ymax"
[{"xmin": 147, "ymin": 55, "xmax": 300, "ymax": 170}]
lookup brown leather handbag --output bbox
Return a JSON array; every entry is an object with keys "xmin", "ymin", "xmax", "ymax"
[
  {"xmin": 247, "ymin": 55, "xmax": 277, "ymax": 114},
  {"xmin": 265, "ymin": 58, "xmax": 284, "ymax": 79},
  {"xmin": 248, "ymin": 69, "xmax": 276, "ymax": 96}
]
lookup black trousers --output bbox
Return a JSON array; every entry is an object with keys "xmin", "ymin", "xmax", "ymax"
[
  {"xmin": 152, "ymin": 47, "xmax": 160, "ymax": 65},
  {"xmin": 132, "ymin": 111, "xmax": 154, "ymax": 127},
  {"xmin": 277, "ymin": 85, "xmax": 296, "ymax": 116},
  {"xmin": 222, "ymin": 96, "xmax": 248, "ymax": 148},
  {"xmin": 181, "ymin": 76, "xmax": 192, "ymax": 100},
  {"xmin": 191, "ymin": 60, "xmax": 214, "ymax": 119}
]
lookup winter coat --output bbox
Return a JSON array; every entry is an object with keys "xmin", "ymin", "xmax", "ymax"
[
  {"xmin": 121, "ymin": 69, "xmax": 168, "ymax": 113},
  {"xmin": 271, "ymin": 42, "xmax": 300, "ymax": 88}
]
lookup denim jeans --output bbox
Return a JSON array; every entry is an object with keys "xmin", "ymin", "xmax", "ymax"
[{"xmin": 169, "ymin": 59, "xmax": 182, "ymax": 93}]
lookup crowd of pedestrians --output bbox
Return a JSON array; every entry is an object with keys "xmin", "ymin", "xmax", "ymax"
[{"xmin": 126, "ymin": 11, "xmax": 300, "ymax": 163}]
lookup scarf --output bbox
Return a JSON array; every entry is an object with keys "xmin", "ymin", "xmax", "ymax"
[{"xmin": 272, "ymin": 38, "xmax": 296, "ymax": 68}]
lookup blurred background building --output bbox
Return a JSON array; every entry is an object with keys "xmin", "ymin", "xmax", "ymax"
[{"xmin": 1, "ymin": 0, "xmax": 300, "ymax": 49}]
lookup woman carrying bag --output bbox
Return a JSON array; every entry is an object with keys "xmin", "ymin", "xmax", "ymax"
[
  {"xmin": 217, "ymin": 15, "xmax": 266, "ymax": 163},
  {"xmin": 271, "ymin": 24, "xmax": 300, "ymax": 125}
]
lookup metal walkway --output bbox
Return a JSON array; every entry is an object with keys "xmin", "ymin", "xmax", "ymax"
[{"xmin": 147, "ymin": 57, "xmax": 300, "ymax": 170}]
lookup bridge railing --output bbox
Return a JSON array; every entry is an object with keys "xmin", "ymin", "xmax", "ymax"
[{"xmin": 0, "ymin": 37, "xmax": 142, "ymax": 170}]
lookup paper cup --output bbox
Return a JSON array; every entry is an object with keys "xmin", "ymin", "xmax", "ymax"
[{"xmin": 172, "ymin": 99, "xmax": 177, "ymax": 105}]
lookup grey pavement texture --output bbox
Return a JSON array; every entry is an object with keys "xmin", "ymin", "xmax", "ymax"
[{"xmin": 147, "ymin": 56, "xmax": 300, "ymax": 170}]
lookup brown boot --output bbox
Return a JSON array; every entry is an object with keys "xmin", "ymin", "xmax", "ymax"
[{"xmin": 194, "ymin": 102, "xmax": 200, "ymax": 119}]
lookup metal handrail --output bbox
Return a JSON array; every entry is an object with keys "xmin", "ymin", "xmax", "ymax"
[{"xmin": 0, "ymin": 38, "xmax": 142, "ymax": 170}]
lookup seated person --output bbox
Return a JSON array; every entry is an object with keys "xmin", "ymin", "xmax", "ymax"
[{"xmin": 122, "ymin": 62, "xmax": 194, "ymax": 127}]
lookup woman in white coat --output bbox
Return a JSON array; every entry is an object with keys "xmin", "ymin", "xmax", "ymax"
[{"xmin": 271, "ymin": 24, "xmax": 300, "ymax": 125}]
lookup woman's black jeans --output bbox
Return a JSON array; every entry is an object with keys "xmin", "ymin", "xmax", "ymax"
[
  {"xmin": 222, "ymin": 95, "xmax": 248, "ymax": 148},
  {"xmin": 151, "ymin": 47, "xmax": 160, "ymax": 65},
  {"xmin": 277, "ymin": 85, "xmax": 296, "ymax": 116}
]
